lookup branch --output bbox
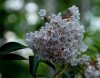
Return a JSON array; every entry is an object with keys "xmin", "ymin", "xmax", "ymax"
[{"xmin": 53, "ymin": 65, "xmax": 69, "ymax": 78}]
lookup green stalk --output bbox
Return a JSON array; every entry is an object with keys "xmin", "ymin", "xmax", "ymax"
[{"xmin": 53, "ymin": 65, "xmax": 69, "ymax": 78}]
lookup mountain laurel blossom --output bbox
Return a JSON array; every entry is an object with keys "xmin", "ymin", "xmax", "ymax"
[
  {"xmin": 26, "ymin": 5, "xmax": 90, "ymax": 66},
  {"xmin": 38, "ymin": 9, "xmax": 46, "ymax": 16}
]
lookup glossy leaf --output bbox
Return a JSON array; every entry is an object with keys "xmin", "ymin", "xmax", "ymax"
[
  {"xmin": 29, "ymin": 55, "xmax": 40, "ymax": 78},
  {"xmin": 0, "ymin": 53, "xmax": 27, "ymax": 60},
  {"xmin": 41, "ymin": 60, "xmax": 55, "ymax": 70},
  {"xmin": 0, "ymin": 42, "xmax": 27, "ymax": 54}
]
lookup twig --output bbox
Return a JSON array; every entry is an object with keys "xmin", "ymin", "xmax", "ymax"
[{"xmin": 53, "ymin": 65, "xmax": 69, "ymax": 78}]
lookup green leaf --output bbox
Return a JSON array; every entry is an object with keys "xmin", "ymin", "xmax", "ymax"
[
  {"xmin": 29, "ymin": 55, "xmax": 40, "ymax": 78},
  {"xmin": 0, "ymin": 53, "xmax": 27, "ymax": 60},
  {"xmin": 41, "ymin": 60, "xmax": 55, "ymax": 70},
  {"xmin": 0, "ymin": 42, "xmax": 27, "ymax": 54}
]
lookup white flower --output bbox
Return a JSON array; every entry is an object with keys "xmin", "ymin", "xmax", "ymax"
[
  {"xmin": 70, "ymin": 58, "xmax": 79, "ymax": 66},
  {"xmin": 38, "ymin": 9, "xmax": 46, "ymax": 16},
  {"xmin": 80, "ymin": 44, "xmax": 88, "ymax": 52},
  {"xmin": 79, "ymin": 55, "xmax": 90, "ymax": 64},
  {"xmin": 26, "ymin": 5, "xmax": 89, "ymax": 65},
  {"xmin": 69, "ymin": 5, "xmax": 80, "ymax": 20}
]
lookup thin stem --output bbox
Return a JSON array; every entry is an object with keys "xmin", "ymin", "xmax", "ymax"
[
  {"xmin": 53, "ymin": 65, "xmax": 69, "ymax": 78},
  {"xmin": 73, "ymin": 66, "xmax": 85, "ymax": 78}
]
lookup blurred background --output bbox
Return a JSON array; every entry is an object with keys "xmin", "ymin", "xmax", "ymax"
[{"xmin": 0, "ymin": 0, "xmax": 100, "ymax": 78}]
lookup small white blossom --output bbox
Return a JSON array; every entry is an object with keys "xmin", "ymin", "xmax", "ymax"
[
  {"xmin": 38, "ymin": 9, "xmax": 46, "ymax": 16},
  {"xmin": 79, "ymin": 55, "xmax": 90, "ymax": 64},
  {"xmin": 69, "ymin": 5, "xmax": 80, "ymax": 20},
  {"xmin": 80, "ymin": 44, "xmax": 88, "ymax": 52},
  {"xmin": 70, "ymin": 58, "xmax": 79, "ymax": 66}
]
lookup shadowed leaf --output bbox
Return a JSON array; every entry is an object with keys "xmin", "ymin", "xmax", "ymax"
[
  {"xmin": 0, "ymin": 53, "xmax": 27, "ymax": 60},
  {"xmin": 0, "ymin": 42, "xmax": 27, "ymax": 54},
  {"xmin": 41, "ymin": 60, "xmax": 55, "ymax": 70},
  {"xmin": 29, "ymin": 55, "xmax": 40, "ymax": 78}
]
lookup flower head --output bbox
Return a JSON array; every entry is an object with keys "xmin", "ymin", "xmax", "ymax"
[{"xmin": 26, "ymin": 5, "xmax": 89, "ymax": 65}]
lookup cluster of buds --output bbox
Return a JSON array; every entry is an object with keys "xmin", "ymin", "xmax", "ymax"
[
  {"xmin": 26, "ymin": 5, "xmax": 89, "ymax": 66},
  {"xmin": 85, "ymin": 58, "xmax": 100, "ymax": 78}
]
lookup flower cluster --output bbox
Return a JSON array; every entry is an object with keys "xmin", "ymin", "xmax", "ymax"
[
  {"xmin": 26, "ymin": 5, "xmax": 89, "ymax": 65},
  {"xmin": 85, "ymin": 58, "xmax": 100, "ymax": 78}
]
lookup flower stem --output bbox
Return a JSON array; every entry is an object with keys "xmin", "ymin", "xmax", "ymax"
[{"xmin": 53, "ymin": 65, "xmax": 69, "ymax": 78}]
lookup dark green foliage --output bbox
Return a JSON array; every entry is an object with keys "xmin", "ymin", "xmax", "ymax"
[
  {"xmin": 0, "ymin": 60, "xmax": 32, "ymax": 78},
  {"xmin": 62, "ymin": 72, "xmax": 74, "ymax": 78},
  {"xmin": 29, "ymin": 55, "xmax": 40, "ymax": 78},
  {"xmin": 0, "ymin": 42, "xmax": 27, "ymax": 54},
  {"xmin": 0, "ymin": 53, "xmax": 27, "ymax": 60},
  {"xmin": 41, "ymin": 60, "xmax": 55, "ymax": 70}
]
